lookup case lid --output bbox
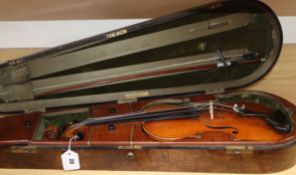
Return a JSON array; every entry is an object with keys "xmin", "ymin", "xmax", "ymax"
[{"xmin": 0, "ymin": 0, "xmax": 283, "ymax": 113}]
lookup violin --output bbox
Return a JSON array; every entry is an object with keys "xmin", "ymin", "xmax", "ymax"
[{"xmin": 61, "ymin": 98, "xmax": 291, "ymax": 142}]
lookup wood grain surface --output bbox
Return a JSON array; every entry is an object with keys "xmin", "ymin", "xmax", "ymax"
[
  {"xmin": 0, "ymin": 45, "xmax": 295, "ymax": 174},
  {"xmin": 0, "ymin": 0, "xmax": 295, "ymax": 20},
  {"xmin": 0, "ymin": 167, "xmax": 295, "ymax": 175},
  {"xmin": 246, "ymin": 45, "xmax": 296, "ymax": 104}
]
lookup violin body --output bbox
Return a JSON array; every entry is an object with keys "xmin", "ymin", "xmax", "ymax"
[
  {"xmin": 62, "ymin": 101, "xmax": 288, "ymax": 142},
  {"xmin": 142, "ymin": 110, "xmax": 285, "ymax": 142},
  {"xmin": 0, "ymin": 0, "xmax": 295, "ymax": 174}
]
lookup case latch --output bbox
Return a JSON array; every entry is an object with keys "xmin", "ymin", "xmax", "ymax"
[
  {"xmin": 226, "ymin": 146, "xmax": 254, "ymax": 154},
  {"xmin": 117, "ymin": 145, "xmax": 143, "ymax": 150},
  {"xmin": 10, "ymin": 146, "xmax": 37, "ymax": 154}
]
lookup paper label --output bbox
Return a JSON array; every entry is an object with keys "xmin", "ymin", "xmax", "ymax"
[{"xmin": 61, "ymin": 150, "xmax": 80, "ymax": 170}]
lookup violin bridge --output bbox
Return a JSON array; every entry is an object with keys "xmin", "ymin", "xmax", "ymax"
[{"xmin": 209, "ymin": 100, "xmax": 214, "ymax": 120}]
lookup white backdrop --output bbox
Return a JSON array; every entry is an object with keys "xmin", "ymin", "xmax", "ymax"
[{"xmin": 0, "ymin": 17, "xmax": 294, "ymax": 48}]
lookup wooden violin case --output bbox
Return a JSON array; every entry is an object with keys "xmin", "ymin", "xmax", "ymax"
[{"xmin": 0, "ymin": 0, "xmax": 295, "ymax": 173}]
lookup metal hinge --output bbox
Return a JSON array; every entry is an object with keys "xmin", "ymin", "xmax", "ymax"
[
  {"xmin": 10, "ymin": 146, "xmax": 37, "ymax": 154},
  {"xmin": 117, "ymin": 91, "xmax": 150, "ymax": 104},
  {"xmin": 226, "ymin": 146, "xmax": 254, "ymax": 154},
  {"xmin": 209, "ymin": 3, "xmax": 223, "ymax": 10}
]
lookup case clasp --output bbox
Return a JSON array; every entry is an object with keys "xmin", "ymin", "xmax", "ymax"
[
  {"xmin": 226, "ymin": 146, "xmax": 254, "ymax": 154},
  {"xmin": 10, "ymin": 146, "xmax": 37, "ymax": 154}
]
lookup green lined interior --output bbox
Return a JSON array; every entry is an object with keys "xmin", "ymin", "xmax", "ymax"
[
  {"xmin": 31, "ymin": 1, "xmax": 278, "ymax": 103},
  {"xmin": 34, "ymin": 112, "xmax": 89, "ymax": 140},
  {"xmin": 37, "ymin": 13, "xmax": 273, "ymax": 99},
  {"xmin": 216, "ymin": 92, "xmax": 294, "ymax": 131}
]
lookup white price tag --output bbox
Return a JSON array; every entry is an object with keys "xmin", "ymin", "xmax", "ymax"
[
  {"xmin": 61, "ymin": 135, "xmax": 81, "ymax": 171},
  {"xmin": 61, "ymin": 150, "xmax": 80, "ymax": 170}
]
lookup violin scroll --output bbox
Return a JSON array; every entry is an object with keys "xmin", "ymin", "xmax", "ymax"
[{"xmin": 61, "ymin": 124, "xmax": 87, "ymax": 140}]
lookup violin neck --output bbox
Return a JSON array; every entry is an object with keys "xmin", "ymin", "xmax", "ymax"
[{"xmin": 81, "ymin": 107, "xmax": 200, "ymax": 126}]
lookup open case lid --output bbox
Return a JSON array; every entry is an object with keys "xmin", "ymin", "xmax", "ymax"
[{"xmin": 0, "ymin": 0, "xmax": 283, "ymax": 113}]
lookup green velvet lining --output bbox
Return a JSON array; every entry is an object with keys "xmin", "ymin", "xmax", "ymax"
[
  {"xmin": 34, "ymin": 1, "xmax": 277, "ymax": 100},
  {"xmin": 34, "ymin": 112, "xmax": 89, "ymax": 140},
  {"xmin": 37, "ymin": 13, "xmax": 273, "ymax": 100},
  {"xmin": 215, "ymin": 92, "xmax": 293, "ymax": 129}
]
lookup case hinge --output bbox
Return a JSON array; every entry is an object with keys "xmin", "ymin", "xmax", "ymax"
[
  {"xmin": 226, "ymin": 146, "xmax": 254, "ymax": 154},
  {"xmin": 117, "ymin": 91, "xmax": 150, "ymax": 104}
]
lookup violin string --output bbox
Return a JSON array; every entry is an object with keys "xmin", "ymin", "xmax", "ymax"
[
  {"xmin": 191, "ymin": 101, "xmax": 240, "ymax": 112},
  {"xmin": 81, "ymin": 101, "xmax": 242, "ymax": 126}
]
